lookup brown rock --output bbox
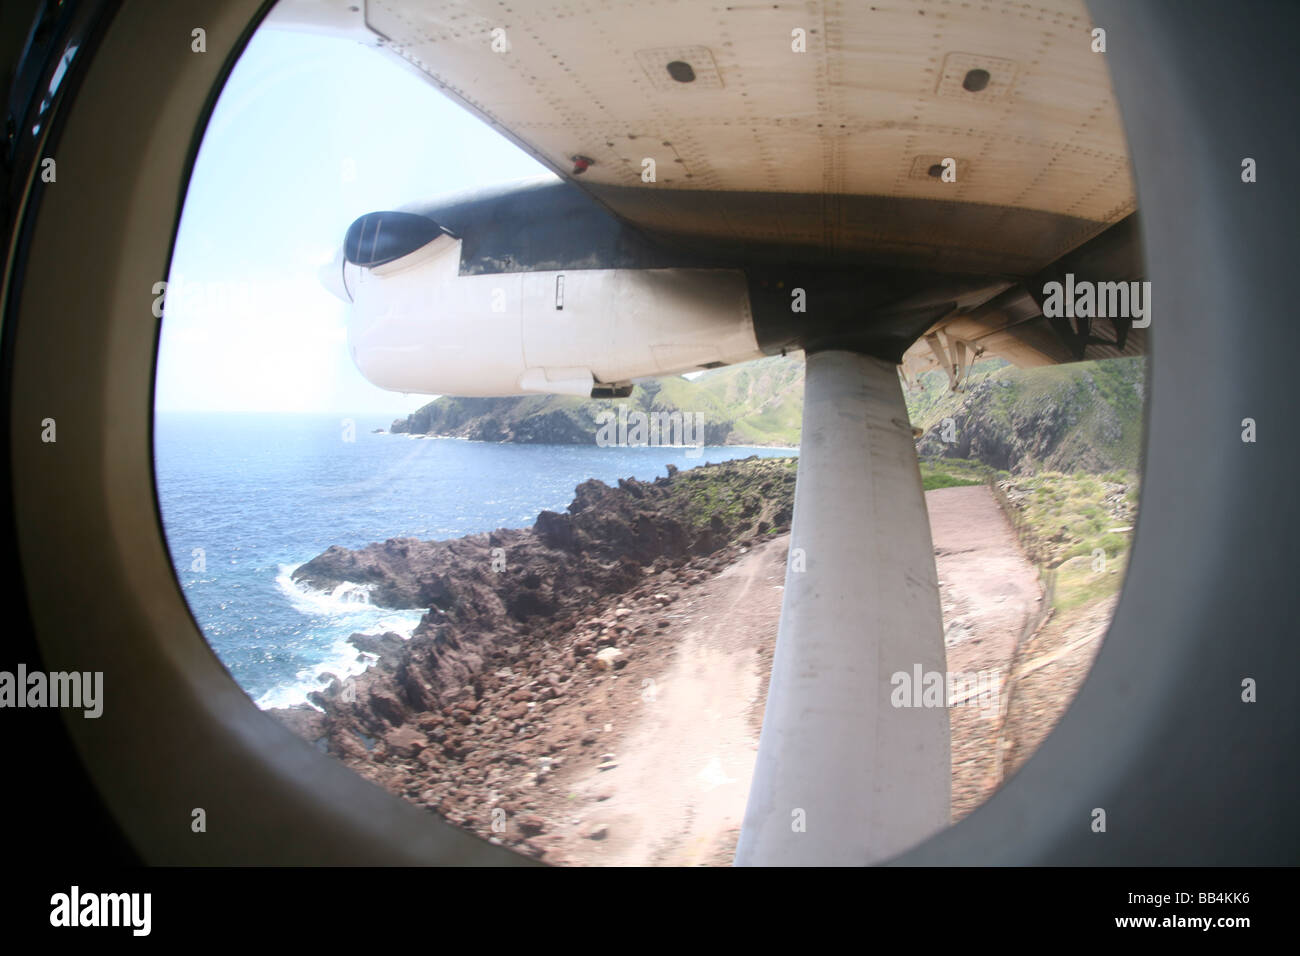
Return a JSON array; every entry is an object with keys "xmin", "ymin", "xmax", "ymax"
[
  {"xmin": 383, "ymin": 726, "xmax": 429, "ymax": 757},
  {"xmin": 517, "ymin": 814, "xmax": 547, "ymax": 836}
]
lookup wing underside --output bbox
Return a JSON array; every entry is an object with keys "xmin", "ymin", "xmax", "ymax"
[{"xmin": 269, "ymin": 0, "xmax": 1143, "ymax": 374}]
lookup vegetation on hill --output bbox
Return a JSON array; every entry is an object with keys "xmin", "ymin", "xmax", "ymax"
[
  {"xmin": 391, "ymin": 354, "xmax": 803, "ymax": 447},
  {"xmin": 911, "ymin": 356, "xmax": 1145, "ymax": 475},
  {"xmin": 992, "ymin": 469, "xmax": 1140, "ymax": 612},
  {"xmin": 391, "ymin": 351, "xmax": 1146, "ymax": 480}
]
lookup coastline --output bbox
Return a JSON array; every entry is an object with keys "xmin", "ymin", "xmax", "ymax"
[
  {"xmin": 268, "ymin": 456, "xmax": 797, "ymax": 861},
  {"xmin": 268, "ymin": 462, "xmax": 1113, "ymax": 864},
  {"xmin": 386, "ymin": 428, "xmax": 800, "ymax": 452}
]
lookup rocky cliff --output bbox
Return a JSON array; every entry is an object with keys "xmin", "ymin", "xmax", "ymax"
[
  {"xmin": 270, "ymin": 457, "xmax": 797, "ymax": 852},
  {"xmin": 913, "ymin": 357, "xmax": 1145, "ymax": 474}
]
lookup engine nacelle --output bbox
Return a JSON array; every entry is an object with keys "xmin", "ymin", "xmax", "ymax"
[{"xmin": 321, "ymin": 209, "xmax": 763, "ymax": 398}]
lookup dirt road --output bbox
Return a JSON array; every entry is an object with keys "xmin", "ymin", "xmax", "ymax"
[
  {"xmin": 526, "ymin": 484, "xmax": 1046, "ymax": 864},
  {"xmin": 928, "ymin": 485, "xmax": 1044, "ymax": 818},
  {"xmin": 528, "ymin": 534, "xmax": 786, "ymax": 866}
]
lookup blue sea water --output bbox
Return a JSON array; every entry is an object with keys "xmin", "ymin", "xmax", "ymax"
[{"xmin": 153, "ymin": 412, "xmax": 797, "ymax": 710}]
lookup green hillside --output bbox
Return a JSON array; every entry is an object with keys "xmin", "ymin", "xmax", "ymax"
[
  {"xmin": 391, "ymin": 352, "xmax": 1146, "ymax": 476},
  {"xmin": 911, "ymin": 356, "xmax": 1146, "ymax": 474},
  {"xmin": 391, "ymin": 354, "xmax": 804, "ymax": 447}
]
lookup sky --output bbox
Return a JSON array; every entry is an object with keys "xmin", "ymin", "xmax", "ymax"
[{"xmin": 154, "ymin": 26, "xmax": 555, "ymax": 416}]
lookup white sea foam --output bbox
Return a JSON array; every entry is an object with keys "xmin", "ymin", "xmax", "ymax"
[{"xmin": 256, "ymin": 565, "xmax": 423, "ymax": 710}]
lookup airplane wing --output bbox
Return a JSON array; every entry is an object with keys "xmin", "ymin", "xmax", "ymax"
[{"xmin": 269, "ymin": 0, "xmax": 1144, "ymax": 384}]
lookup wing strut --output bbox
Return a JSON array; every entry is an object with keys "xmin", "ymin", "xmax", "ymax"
[{"xmin": 735, "ymin": 350, "xmax": 951, "ymax": 865}]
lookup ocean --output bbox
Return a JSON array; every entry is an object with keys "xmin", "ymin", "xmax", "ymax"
[{"xmin": 153, "ymin": 412, "xmax": 797, "ymax": 710}]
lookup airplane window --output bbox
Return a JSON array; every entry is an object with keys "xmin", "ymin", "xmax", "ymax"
[{"xmin": 153, "ymin": 2, "xmax": 1142, "ymax": 866}]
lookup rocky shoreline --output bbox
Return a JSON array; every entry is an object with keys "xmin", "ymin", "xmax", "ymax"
[{"xmin": 268, "ymin": 457, "xmax": 796, "ymax": 858}]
